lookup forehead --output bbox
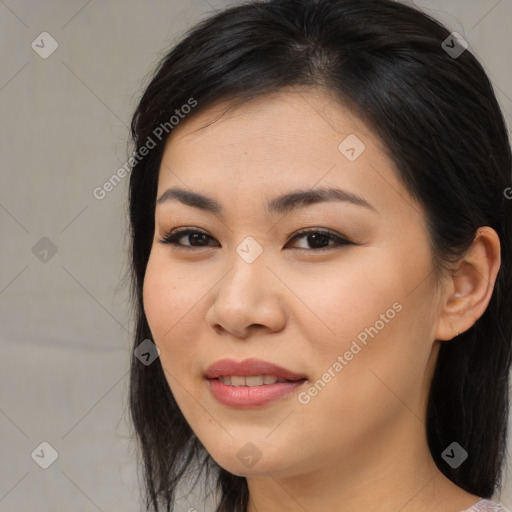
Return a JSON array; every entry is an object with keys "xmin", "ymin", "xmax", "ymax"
[
  {"xmin": 165, "ymin": 88, "xmax": 373, "ymax": 158},
  {"xmin": 156, "ymin": 88, "xmax": 414, "ymax": 221}
]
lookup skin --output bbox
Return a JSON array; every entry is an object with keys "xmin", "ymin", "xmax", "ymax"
[{"xmin": 142, "ymin": 87, "xmax": 501, "ymax": 512}]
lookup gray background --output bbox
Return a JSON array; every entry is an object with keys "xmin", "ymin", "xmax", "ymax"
[{"xmin": 1, "ymin": 0, "xmax": 511, "ymax": 510}]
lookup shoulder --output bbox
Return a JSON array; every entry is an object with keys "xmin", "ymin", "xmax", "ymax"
[{"xmin": 462, "ymin": 499, "xmax": 509, "ymax": 511}]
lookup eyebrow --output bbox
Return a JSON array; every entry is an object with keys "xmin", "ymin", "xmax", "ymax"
[{"xmin": 156, "ymin": 186, "xmax": 377, "ymax": 215}]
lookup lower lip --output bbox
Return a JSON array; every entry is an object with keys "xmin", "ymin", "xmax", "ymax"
[{"xmin": 207, "ymin": 378, "xmax": 307, "ymax": 408}]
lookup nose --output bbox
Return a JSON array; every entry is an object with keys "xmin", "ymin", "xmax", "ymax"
[{"xmin": 205, "ymin": 247, "xmax": 287, "ymax": 339}]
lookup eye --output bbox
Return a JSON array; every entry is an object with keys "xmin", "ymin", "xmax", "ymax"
[
  {"xmin": 158, "ymin": 227, "xmax": 219, "ymax": 250},
  {"xmin": 285, "ymin": 228, "xmax": 353, "ymax": 251},
  {"xmin": 158, "ymin": 227, "xmax": 353, "ymax": 251}
]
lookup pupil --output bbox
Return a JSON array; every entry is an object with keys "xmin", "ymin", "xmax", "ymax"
[
  {"xmin": 190, "ymin": 233, "xmax": 208, "ymax": 246},
  {"xmin": 308, "ymin": 233, "xmax": 329, "ymax": 248}
]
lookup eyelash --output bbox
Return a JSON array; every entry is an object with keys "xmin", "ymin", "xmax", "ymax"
[{"xmin": 158, "ymin": 227, "xmax": 353, "ymax": 252}]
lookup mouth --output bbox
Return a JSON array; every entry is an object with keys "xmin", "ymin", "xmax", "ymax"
[
  {"xmin": 205, "ymin": 357, "xmax": 308, "ymax": 381},
  {"xmin": 205, "ymin": 358, "xmax": 308, "ymax": 408},
  {"xmin": 214, "ymin": 375, "xmax": 305, "ymax": 386}
]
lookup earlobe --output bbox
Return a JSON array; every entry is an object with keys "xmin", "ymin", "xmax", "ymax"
[{"xmin": 435, "ymin": 226, "xmax": 501, "ymax": 342}]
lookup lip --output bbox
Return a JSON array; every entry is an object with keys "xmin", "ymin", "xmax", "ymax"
[
  {"xmin": 205, "ymin": 357, "xmax": 307, "ymax": 381},
  {"xmin": 205, "ymin": 358, "xmax": 308, "ymax": 408}
]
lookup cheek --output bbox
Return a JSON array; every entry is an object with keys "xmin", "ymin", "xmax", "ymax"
[
  {"xmin": 142, "ymin": 254, "xmax": 203, "ymax": 355},
  {"xmin": 292, "ymin": 252, "xmax": 399, "ymax": 346},
  {"xmin": 142, "ymin": 256, "xmax": 171, "ymax": 338},
  {"xmin": 142, "ymin": 255, "xmax": 205, "ymax": 406},
  {"xmin": 292, "ymin": 249, "xmax": 434, "ymax": 397}
]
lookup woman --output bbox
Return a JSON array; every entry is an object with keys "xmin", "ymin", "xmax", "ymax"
[{"xmin": 127, "ymin": 0, "xmax": 512, "ymax": 510}]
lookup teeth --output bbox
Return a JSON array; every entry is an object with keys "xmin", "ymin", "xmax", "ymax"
[
  {"xmin": 245, "ymin": 376, "xmax": 264, "ymax": 386},
  {"xmin": 218, "ymin": 375, "xmax": 289, "ymax": 386},
  {"xmin": 231, "ymin": 376, "xmax": 247, "ymax": 387}
]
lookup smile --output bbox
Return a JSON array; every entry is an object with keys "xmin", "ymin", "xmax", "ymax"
[{"xmin": 217, "ymin": 375, "xmax": 292, "ymax": 386}]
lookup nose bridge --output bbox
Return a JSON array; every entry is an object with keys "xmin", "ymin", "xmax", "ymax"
[
  {"xmin": 208, "ymin": 235, "xmax": 286, "ymax": 336},
  {"xmin": 222, "ymin": 234, "xmax": 268, "ymax": 300}
]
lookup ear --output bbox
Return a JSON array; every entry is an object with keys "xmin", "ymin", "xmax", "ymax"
[{"xmin": 435, "ymin": 226, "xmax": 501, "ymax": 341}]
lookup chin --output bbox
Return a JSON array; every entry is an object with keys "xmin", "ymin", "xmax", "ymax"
[
  {"xmin": 213, "ymin": 458, "xmax": 278, "ymax": 477},
  {"xmin": 205, "ymin": 443, "xmax": 296, "ymax": 478}
]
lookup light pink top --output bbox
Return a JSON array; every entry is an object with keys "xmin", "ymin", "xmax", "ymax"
[{"xmin": 462, "ymin": 499, "xmax": 508, "ymax": 511}]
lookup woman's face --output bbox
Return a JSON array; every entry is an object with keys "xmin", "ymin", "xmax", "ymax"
[{"xmin": 143, "ymin": 88, "xmax": 445, "ymax": 478}]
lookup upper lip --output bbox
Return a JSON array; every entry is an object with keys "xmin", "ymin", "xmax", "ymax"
[{"xmin": 205, "ymin": 358, "xmax": 307, "ymax": 381}]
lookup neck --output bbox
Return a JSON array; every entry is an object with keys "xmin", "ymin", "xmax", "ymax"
[{"xmin": 245, "ymin": 415, "xmax": 479, "ymax": 512}]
